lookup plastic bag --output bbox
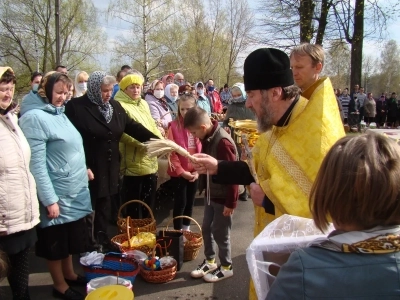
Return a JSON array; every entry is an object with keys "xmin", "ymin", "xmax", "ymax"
[
  {"xmin": 86, "ymin": 275, "xmax": 132, "ymax": 294},
  {"xmin": 159, "ymin": 256, "xmax": 176, "ymax": 269},
  {"xmin": 246, "ymin": 214, "xmax": 334, "ymax": 300},
  {"xmin": 124, "ymin": 249, "xmax": 148, "ymax": 262},
  {"xmin": 80, "ymin": 251, "xmax": 105, "ymax": 266},
  {"xmin": 121, "ymin": 232, "xmax": 156, "ymax": 248}
]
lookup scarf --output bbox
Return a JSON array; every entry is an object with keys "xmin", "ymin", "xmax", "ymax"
[
  {"xmin": 310, "ymin": 226, "xmax": 400, "ymax": 254},
  {"xmin": 87, "ymin": 71, "xmax": 113, "ymax": 123}
]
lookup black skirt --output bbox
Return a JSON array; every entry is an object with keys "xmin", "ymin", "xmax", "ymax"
[{"xmin": 0, "ymin": 227, "xmax": 37, "ymax": 255}]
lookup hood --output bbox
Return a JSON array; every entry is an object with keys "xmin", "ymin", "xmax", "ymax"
[
  {"xmin": 194, "ymin": 82, "xmax": 204, "ymax": 90},
  {"xmin": 231, "ymin": 82, "xmax": 247, "ymax": 99},
  {"xmin": 0, "ymin": 66, "xmax": 16, "ymax": 113},
  {"xmin": 20, "ymin": 90, "xmax": 64, "ymax": 116},
  {"xmin": 0, "ymin": 66, "xmax": 14, "ymax": 79},
  {"xmin": 165, "ymin": 84, "xmax": 178, "ymax": 102}
]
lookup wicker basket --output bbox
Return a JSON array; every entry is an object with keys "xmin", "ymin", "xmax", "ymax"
[
  {"xmin": 111, "ymin": 216, "xmax": 154, "ymax": 255},
  {"xmin": 139, "ymin": 245, "xmax": 177, "ymax": 283},
  {"xmin": 163, "ymin": 216, "xmax": 203, "ymax": 261},
  {"xmin": 81, "ymin": 252, "xmax": 139, "ymax": 283},
  {"xmin": 117, "ymin": 200, "xmax": 156, "ymax": 235}
]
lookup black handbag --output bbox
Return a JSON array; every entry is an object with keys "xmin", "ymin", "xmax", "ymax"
[{"xmin": 156, "ymin": 230, "xmax": 184, "ymax": 271}]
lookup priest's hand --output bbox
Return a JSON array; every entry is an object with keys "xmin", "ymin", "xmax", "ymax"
[
  {"xmin": 250, "ymin": 183, "xmax": 265, "ymax": 207},
  {"xmin": 191, "ymin": 153, "xmax": 218, "ymax": 175}
]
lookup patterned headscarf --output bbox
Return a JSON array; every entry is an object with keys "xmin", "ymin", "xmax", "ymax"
[{"xmin": 87, "ymin": 71, "xmax": 113, "ymax": 123}]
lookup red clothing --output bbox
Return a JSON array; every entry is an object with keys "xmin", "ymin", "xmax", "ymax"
[
  {"xmin": 202, "ymin": 120, "xmax": 238, "ymax": 209},
  {"xmin": 207, "ymin": 91, "xmax": 223, "ymax": 113},
  {"xmin": 167, "ymin": 117, "xmax": 202, "ymax": 177}
]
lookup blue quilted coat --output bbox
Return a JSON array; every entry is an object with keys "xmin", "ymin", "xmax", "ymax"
[{"xmin": 19, "ymin": 91, "xmax": 92, "ymax": 228}]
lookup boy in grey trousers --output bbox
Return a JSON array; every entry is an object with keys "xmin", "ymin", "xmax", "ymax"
[{"xmin": 183, "ymin": 107, "xmax": 238, "ymax": 282}]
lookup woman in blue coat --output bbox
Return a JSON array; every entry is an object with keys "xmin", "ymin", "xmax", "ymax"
[{"xmin": 19, "ymin": 72, "xmax": 91, "ymax": 300}]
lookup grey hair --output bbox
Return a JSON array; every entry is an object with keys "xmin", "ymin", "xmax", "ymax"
[
  {"xmin": 102, "ymin": 75, "xmax": 117, "ymax": 85},
  {"xmin": 174, "ymin": 72, "xmax": 184, "ymax": 80}
]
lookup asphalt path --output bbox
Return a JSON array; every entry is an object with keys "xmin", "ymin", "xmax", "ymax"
[{"xmin": 0, "ymin": 195, "xmax": 255, "ymax": 300}]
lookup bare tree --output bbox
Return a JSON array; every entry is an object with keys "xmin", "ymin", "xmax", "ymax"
[
  {"xmin": 108, "ymin": 0, "xmax": 175, "ymax": 80},
  {"xmin": 179, "ymin": 0, "xmax": 228, "ymax": 82},
  {"xmin": 0, "ymin": 0, "xmax": 104, "ymax": 73},
  {"xmin": 378, "ymin": 40, "xmax": 400, "ymax": 93},
  {"xmin": 324, "ymin": 39, "xmax": 351, "ymax": 88},
  {"xmin": 224, "ymin": 0, "xmax": 254, "ymax": 85}
]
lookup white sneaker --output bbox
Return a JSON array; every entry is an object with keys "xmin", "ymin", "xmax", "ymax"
[
  {"xmin": 203, "ymin": 265, "xmax": 233, "ymax": 282},
  {"xmin": 190, "ymin": 259, "xmax": 218, "ymax": 278}
]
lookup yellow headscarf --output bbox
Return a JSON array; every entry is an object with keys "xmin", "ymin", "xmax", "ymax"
[{"xmin": 119, "ymin": 74, "xmax": 144, "ymax": 91}]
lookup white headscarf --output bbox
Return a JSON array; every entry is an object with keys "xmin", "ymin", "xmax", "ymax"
[{"xmin": 164, "ymin": 83, "xmax": 179, "ymax": 102}]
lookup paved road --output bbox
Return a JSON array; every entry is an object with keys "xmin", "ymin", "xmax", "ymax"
[{"xmin": 0, "ymin": 196, "xmax": 255, "ymax": 300}]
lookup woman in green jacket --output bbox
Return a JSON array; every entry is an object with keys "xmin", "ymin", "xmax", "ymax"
[{"xmin": 115, "ymin": 72, "xmax": 163, "ymax": 218}]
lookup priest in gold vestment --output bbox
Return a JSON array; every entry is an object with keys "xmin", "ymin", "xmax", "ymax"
[{"xmin": 193, "ymin": 47, "xmax": 345, "ymax": 299}]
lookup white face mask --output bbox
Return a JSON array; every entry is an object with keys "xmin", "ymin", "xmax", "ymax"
[
  {"xmin": 197, "ymin": 89, "xmax": 204, "ymax": 96},
  {"xmin": 154, "ymin": 90, "xmax": 164, "ymax": 99},
  {"xmin": 77, "ymin": 82, "xmax": 87, "ymax": 91}
]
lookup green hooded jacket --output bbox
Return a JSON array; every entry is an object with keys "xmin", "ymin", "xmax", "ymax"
[{"xmin": 115, "ymin": 90, "xmax": 163, "ymax": 176}]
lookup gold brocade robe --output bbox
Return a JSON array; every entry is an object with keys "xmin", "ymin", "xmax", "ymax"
[{"xmin": 249, "ymin": 77, "xmax": 345, "ymax": 299}]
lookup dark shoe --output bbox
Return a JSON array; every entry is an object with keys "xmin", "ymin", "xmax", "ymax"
[
  {"xmin": 52, "ymin": 287, "xmax": 84, "ymax": 300},
  {"xmin": 238, "ymin": 192, "xmax": 248, "ymax": 201},
  {"xmin": 64, "ymin": 274, "xmax": 87, "ymax": 286}
]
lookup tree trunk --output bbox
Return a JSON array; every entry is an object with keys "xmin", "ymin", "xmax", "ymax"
[
  {"xmin": 143, "ymin": 2, "xmax": 148, "ymax": 80},
  {"xmin": 299, "ymin": 0, "xmax": 315, "ymax": 43},
  {"xmin": 315, "ymin": 0, "xmax": 331, "ymax": 45},
  {"xmin": 350, "ymin": 0, "xmax": 364, "ymax": 89}
]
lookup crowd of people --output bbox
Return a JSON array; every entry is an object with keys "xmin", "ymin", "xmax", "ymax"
[
  {"xmin": 1, "ymin": 42, "xmax": 400, "ymax": 300},
  {"xmin": 335, "ymin": 85, "xmax": 399, "ymax": 130},
  {"xmin": 0, "ymin": 60, "xmax": 257, "ymax": 299}
]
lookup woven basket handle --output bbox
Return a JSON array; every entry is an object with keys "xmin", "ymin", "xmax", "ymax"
[
  {"xmin": 164, "ymin": 216, "xmax": 202, "ymax": 233},
  {"xmin": 150, "ymin": 243, "xmax": 164, "ymax": 258},
  {"xmin": 117, "ymin": 199, "xmax": 155, "ymax": 221},
  {"xmin": 126, "ymin": 216, "xmax": 133, "ymax": 248}
]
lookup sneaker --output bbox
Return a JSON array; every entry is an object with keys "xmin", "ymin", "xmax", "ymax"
[
  {"xmin": 203, "ymin": 266, "xmax": 233, "ymax": 282},
  {"xmin": 190, "ymin": 259, "xmax": 218, "ymax": 278}
]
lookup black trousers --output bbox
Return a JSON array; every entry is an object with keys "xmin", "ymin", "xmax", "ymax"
[
  {"xmin": 375, "ymin": 114, "xmax": 386, "ymax": 127},
  {"xmin": 121, "ymin": 174, "xmax": 158, "ymax": 219},
  {"xmin": 86, "ymin": 195, "xmax": 112, "ymax": 247},
  {"xmin": 170, "ymin": 177, "xmax": 198, "ymax": 230}
]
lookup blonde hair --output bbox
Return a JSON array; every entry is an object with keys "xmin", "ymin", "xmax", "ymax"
[
  {"xmin": 177, "ymin": 93, "xmax": 197, "ymax": 127},
  {"xmin": 290, "ymin": 43, "xmax": 325, "ymax": 67},
  {"xmin": 310, "ymin": 133, "xmax": 400, "ymax": 231},
  {"xmin": 76, "ymin": 71, "xmax": 89, "ymax": 83}
]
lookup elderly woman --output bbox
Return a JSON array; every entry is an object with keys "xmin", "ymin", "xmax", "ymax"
[
  {"xmin": 223, "ymin": 83, "xmax": 255, "ymax": 127},
  {"xmin": 145, "ymin": 79, "xmax": 172, "ymax": 130},
  {"xmin": 65, "ymin": 71, "xmax": 159, "ymax": 249},
  {"xmin": 164, "ymin": 83, "xmax": 179, "ymax": 119},
  {"xmin": 0, "ymin": 67, "xmax": 40, "ymax": 300},
  {"xmin": 114, "ymin": 72, "xmax": 163, "ymax": 218},
  {"xmin": 19, "ymin": 72, "xmax": 91, "ymax": 300}
]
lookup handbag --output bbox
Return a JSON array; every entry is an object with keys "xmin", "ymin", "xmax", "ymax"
[{"xmin": 156, "ymin": 230, "xmax": 184, "ymax": 271}]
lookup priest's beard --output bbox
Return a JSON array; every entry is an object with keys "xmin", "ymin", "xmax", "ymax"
[{"xmin": 256, "ymin": 92, "xmax": 275, "ymax": 133}]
